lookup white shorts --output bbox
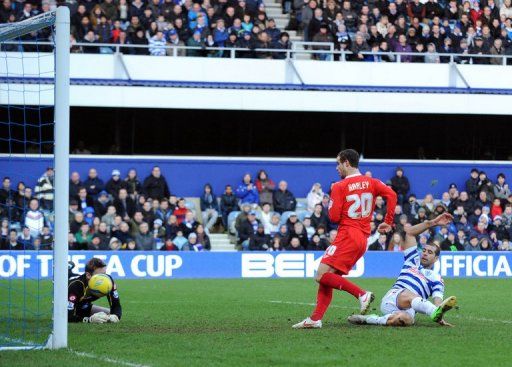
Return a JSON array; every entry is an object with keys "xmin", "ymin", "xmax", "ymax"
[{"xmin": 380, "ymin": 288, "xmax": 416, "ymax": 322}]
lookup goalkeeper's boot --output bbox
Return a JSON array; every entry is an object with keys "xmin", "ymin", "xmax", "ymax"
[
  {"xmin": 431, "ymin": 296, "xmax": 457, "ymax": 322},
  {"xmin": 292, "ymin": 317, "xmax": 322, "ymax": 329},
  {"xmin": 347, "ymin": 314, "xmax": 374, "ymax": 325},
  {"xmin": 359, "ymin": 291, "xmax": 375, "ymax": 315}
]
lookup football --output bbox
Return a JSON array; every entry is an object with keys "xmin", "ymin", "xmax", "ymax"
[{"xmin": 87, "ymin": 274, "xmax": 113, "ymax": 298}]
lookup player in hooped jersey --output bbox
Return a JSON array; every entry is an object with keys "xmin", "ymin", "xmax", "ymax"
[
  {"xmin": 293, "ymin": 149, "xmax": 397, "ymax": 329},
  {"xmin": 348, "ymin": 212, "xmax": 458, "ymax": 327}
]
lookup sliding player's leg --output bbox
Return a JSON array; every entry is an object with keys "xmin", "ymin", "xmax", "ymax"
[
  {"xmin": 398, "ymin": 289, "xmax": 457, "ymax": 322},
  {"xmin": 348, "ymin": 311, "xmax": 414, "ymax": 327}
]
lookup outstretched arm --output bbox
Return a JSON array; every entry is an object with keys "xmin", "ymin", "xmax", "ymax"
[{"xmin": 403, "ymin": 213, "xmax": 454, "ymax": 250}]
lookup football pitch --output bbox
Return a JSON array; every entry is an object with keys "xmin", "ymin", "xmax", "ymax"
[{"xmin": 1, "ymin": 278, "xmax": 510, "ymax": 367}]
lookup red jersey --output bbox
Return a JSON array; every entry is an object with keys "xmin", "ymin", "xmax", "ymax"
[{"xmin": 328, "ymin": 173, "xmax": 397, "ymax": 236}]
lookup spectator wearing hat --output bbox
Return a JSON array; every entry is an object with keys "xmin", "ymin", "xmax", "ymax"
[
  {"xmin": 166, "ymin": 28, "xmax": 186, "ymax": 56},
  {"xmin": 183, "ymin": 232, "xmax": 204, "ymax": 251},
  {"xmin": 273, "ymin": 180, "xmax": 297, "ymax": 214},
  {"xmin": 402, "ymin": 194, "xmax": 420, "ymax": 221},
  {"xmin": 236, "ymin": 173, "xmax": 259, "ymax": 207},
  {"xmin": 35, "ymin": 167, "xmax": 54, "ymax": 210},
  {"xmin": 106, "ymin": 169, "xmax": 129, "ymax": 197},
  {"xmin": 413, "ymin": 207, "xmax": 429, "ymax": 224},
  {"xmin": 312, "ymin": 23, "xmax": 333, "ymax": 60},
  {"xmin": 237, "ymin": 210, "xmax": 260, "ymax": 250},
  {"xmin": 490, "ymin": 216, "xmax": 508, "ymax": 240},
  {"xmin": 466, "ymin": 168, "xmax": 480, "ymax": 200},
  {"xmin": 390, "ymin": 166, "xmax": 410, "ymax": 206},
  {"xmin": 470, "ymin": 36, "xmax": 490, "ymax": 64},
  {"xmin": 265, "ymin": 18, "xmax": 281, "ymax": 42},
  {"xmin": 142, "ymin": 166, "xmax": 170, "ymax": 201},
  {"xmin": 83, "ymin": 168, "xmax": 104, "ymax": 199},
  {"xmin": 200, "ymin": 184, "xmax": 219, "ymax": 231},
  {"xmin": 109, "ymin": 237, "xmax": 121, "ymax": 251}
]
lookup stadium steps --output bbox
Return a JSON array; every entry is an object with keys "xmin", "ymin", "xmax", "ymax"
[
  {"xmin": 209, "ymin": 233, "xmax": 237, "ymax": 252},
  {"xmin": 264, "ymin": 0, "xmax": 311, "ymax": 59}
]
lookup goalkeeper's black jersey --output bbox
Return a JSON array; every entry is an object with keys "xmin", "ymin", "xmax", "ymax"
[{"xmin": 68, "ymin": 272, "xmax": 122, "ymax": 323}]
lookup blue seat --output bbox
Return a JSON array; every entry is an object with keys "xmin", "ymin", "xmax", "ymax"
[
  {"xmin": 279, "ymin": 211, "xmax": 294, "ymax": 226},
  {"xmin": 297, "ymin": 210, "xmax": 310, "ymax": 222}
]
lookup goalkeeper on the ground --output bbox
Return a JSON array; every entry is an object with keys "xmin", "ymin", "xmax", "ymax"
[{"xmin": 68, "ymin": 258, "xmax": 122, "ymax": 324}]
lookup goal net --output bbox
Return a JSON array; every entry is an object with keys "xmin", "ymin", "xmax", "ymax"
[{"xmin": 0, "ymin": 7, "xmax": 69, "ymax": 350}]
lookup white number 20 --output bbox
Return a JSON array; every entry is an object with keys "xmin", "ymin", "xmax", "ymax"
[{"xmin": 347, "ymin": 193, "xmax": 373, "ymax": 219}]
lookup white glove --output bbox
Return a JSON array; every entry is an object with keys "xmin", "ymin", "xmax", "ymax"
[
  {"xmin": 108, "ymin": 314, "xmax": 120, "ymax": 323},
  {"xmin": 88, "ymin": 312, "xmax": 110, "ymax": 324}
]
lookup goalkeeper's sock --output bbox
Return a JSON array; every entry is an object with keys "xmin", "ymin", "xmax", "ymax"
[
  {"xmin": 365, "ymin": 314, "xmax": 391, "ymax": 326},
  {"xmin": 310, "ymin": 283, "xmax": 333, "ymax": 321},
  {"xmin": 411, "ymin": 297, "xmax": 437, "ymax": 317},
  {"xmin": 320, "ymin": 272, "xmax": 365, "ymax": 299}
]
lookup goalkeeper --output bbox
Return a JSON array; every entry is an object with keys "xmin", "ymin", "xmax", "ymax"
[{"xmin": 68, "ymin": 258, "xmax": 122, "ymax": 324}]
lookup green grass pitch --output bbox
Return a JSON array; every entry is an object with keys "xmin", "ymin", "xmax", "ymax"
[{"xmin": 1, "ymin": 278, "xmax": 510, "ymax": 367}]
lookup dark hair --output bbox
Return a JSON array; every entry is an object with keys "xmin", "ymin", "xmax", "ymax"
[
  {"xmin": 426, "ymin": 242, "xmax": 441, "ymax": 256},
  {"xmin": 85, "ymin": 258, "xmax": 107, "ymax": 274},
  {"xmin": 337, "ymin": 149, "xmax": 359, "ymax": 168}
]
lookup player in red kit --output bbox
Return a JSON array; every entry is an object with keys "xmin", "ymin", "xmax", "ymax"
[{"xmin": 293, "ymin": 149, "xmax": 397, "ymax": 329}]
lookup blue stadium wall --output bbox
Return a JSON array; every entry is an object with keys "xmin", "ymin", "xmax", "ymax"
[
  {"xmin": 2, "ymin": 156, "xmax": 511, "ymax": 198},
  {"xmin": 1, "ymin": 251, "xmax": 510, "ymax": 279}
]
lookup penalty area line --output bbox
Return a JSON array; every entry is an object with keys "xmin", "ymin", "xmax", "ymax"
[{"xmin": 69, "ymin": 349, "xmax": 151, "ymax": 367}]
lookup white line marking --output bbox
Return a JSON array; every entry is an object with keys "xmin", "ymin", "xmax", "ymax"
[
  {"xmin": 269, "ymin": 300, "xmax": 355, "ymax": 310},
  {"xmin": 452, "ymin": 315, "xmax": 512, "ymax": 325},
  {"xmin": 270, "ymin": 301, "xmax": 512, "ymax": 325},
  {"xmin": 69, "ymin": 349, "xmax": 151, "ymax": 367}
]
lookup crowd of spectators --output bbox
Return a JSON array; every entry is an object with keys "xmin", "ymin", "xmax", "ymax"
[
  {"xmin": 4, "ymin": 0, "xmax": 512, "ymax": 62},
  {"xmin": 1, "ymin": 164, "xmax": 512, "ymax": 252}
]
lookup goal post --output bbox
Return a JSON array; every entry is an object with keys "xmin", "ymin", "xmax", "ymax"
[
  {"xmin": 0, "ymin": 6, "xmax": 69, "ymax": 350},
  {"xmin": 50, "ymin": 6, "xmax": 70, "ymax": 350}
]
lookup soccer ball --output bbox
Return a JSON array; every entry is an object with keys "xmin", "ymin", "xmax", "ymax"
[{"xmin": 88, "ymin": 273, "xmax": 113, "ymax": 297}]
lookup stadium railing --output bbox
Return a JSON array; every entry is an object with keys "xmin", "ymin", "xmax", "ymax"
[{"xmin": 4, "ymin": 40, "xmax": 512, "ymax": 65}]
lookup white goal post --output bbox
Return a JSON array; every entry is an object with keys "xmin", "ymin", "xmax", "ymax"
[{"xmin": 0, "ymin": 7, "xmax": 69, "ymax": 350}]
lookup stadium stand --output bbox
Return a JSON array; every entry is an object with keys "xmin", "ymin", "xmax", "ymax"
[
  {"xmin": 4, "ymin": 0, "xmax": 512, "ymax": 63},
  {"xmin": 1, "ymin": 165, "xmax": 511, "ymax": 252}
]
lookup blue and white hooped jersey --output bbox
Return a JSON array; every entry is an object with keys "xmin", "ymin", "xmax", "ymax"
[{"xmin": 392, "ymin": 246, "xmax": 444, "ymax": 300}]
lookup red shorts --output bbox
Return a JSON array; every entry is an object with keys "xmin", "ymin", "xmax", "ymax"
[{"xmin": 321, "ymin": 230, "xmax": 367, "ymax": 275}]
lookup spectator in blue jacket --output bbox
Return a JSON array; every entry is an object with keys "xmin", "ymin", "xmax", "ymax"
[
  {"xmin": 200, "ymin": 183, "xmax": 219, "ymax": 231},
  {"xmin": 213, "ymin": 19, "xmax": 229, "ymax": 47},
  {"xmin": 236, "ymin": 173, "xmax": 259, "ymax": 206}
]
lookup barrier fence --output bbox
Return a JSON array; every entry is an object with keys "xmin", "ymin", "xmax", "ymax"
[
  {"xmin": 1, "ymin": 251, "xmax": 511, "ymax": 279},
  {"xmin": 4, "ymin": 40, "xmax": 512, "ymax": 64}
]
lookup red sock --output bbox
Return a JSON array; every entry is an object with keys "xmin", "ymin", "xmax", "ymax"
[
  {"xmin": 321, "ymin": 272, "xmax": 365, "ymax": 299},
  {"xmin": 310, "ymin": 273, "xmax": 366, "ymax": 321},
  {"xmin": 310, "ymin": 284, "xmax": 332, "ymax": 321}
]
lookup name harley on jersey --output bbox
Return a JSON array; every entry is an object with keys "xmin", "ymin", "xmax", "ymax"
[{"xmin": 347, "ymin": 181, "xmax": 370, "ymax": 192}]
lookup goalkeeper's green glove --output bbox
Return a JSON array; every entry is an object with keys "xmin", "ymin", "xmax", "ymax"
[
  {"xmin": 87, "ymin": 312, "xmax": 110, "ymax": 324},
  {"xmin": 108, "ymin": 314, "xmax": 120, "ymax": 323}
]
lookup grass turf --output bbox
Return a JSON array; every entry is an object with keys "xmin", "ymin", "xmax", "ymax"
[{"xmin": 0, "ymin": 278, "xmax": 510, "ymax": 367}]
